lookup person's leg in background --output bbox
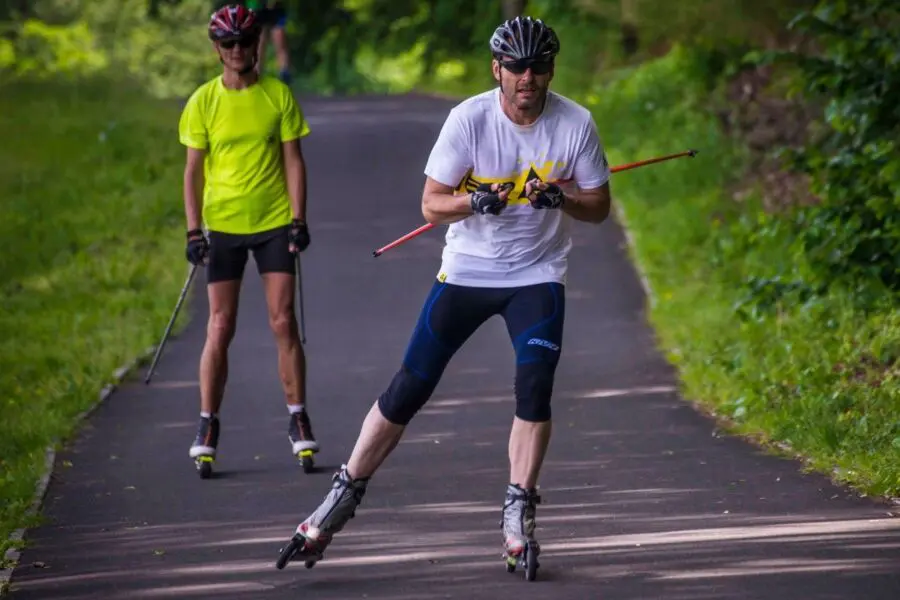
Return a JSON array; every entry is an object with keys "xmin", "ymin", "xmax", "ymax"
[
  {"xmin": 255, "ymin": 23, "xmax": 271, "ymax": 75},
  {"xmin": 190, "ymin": 231, "xmax": 249, "ymax": 462},
  {"xmin": 271, "ymin": 8, "xmax": 292, "ymax": 85}
]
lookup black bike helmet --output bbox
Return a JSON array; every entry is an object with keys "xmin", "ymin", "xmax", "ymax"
[{"xmin": 489, "ymin": 16, "xmax": 560, "ymax": 61}]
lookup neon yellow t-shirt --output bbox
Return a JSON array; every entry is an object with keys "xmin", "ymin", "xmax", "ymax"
[{"xmin": 178, "ymin": 75, "xmax": 310, "ymax": 235}]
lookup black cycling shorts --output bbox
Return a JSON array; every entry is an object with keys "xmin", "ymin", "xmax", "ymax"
[{"xmin": 206, "ymin": 225, "xmax": 294, "ymax": 284}]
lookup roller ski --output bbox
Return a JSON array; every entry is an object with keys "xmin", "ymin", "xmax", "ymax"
[
  {"xmin": 288, "ymin": 409, "xmax": 319, "ymax": 473},
  {"xmin": 275, "ymin": 465, "xmax": 368, "ymax": 570},
  {"xmin": 501, "ymin": 484, "xmax": 542, "ymax": 581},
  {"xmin": 188, "ymin": 415, "xmax": 219, "ymax": 479}
]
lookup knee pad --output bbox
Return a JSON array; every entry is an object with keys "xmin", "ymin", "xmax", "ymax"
[
  {"xmin": 377, "ymin": 365, "xmax": 440, "ymax": 426},
  {"xmin": 514, "ymin": 361, "xmax": 556, "ymax": 422}
]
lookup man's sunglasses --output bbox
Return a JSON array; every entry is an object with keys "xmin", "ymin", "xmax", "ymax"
[
  {"xmin": 219, "ymin": 36, "xmax": 257, "ymax": 49},
  {"xmin": 499, "ymin": 58, "xmax": 553, "ymax": 75}
]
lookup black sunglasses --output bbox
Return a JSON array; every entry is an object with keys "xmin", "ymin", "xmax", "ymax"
[
  {"xmin": 219, "ymin": 36, "xmax": 257, "ymax": 49},
  {"xmin": 500, "ymin": 58, "xmax": 553, "ymax": 75}
]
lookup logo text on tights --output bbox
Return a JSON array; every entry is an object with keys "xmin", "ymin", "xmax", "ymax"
[{"xmin": 527, "ymin": 338, "xmax": 560, "ymax": 352}]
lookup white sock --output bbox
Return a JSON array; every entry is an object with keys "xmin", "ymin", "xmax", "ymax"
[
  {"xmin": 288, "ymin": 404, "xmax": 304, "ymax": 415},
  {"xmin": 200, "ymin": 411, "xmax": 212, "ymax": 419}
]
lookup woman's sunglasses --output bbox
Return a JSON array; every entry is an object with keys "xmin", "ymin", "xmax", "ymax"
[
  {"xmin": 499, "ymin": 58, "xmax": 553, "ymax": 75},
  {"xmin": 219, "ymin": 36, "xmax": 258, "ymax": 50}
]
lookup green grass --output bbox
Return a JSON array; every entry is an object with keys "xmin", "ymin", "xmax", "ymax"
[
  {"xmin": 0, "ymin": 76, "xmax": 189, "ymax": 558},
  {"xmin": 579, "ymin": 46, "xmax": 900, "ymax": 498}
]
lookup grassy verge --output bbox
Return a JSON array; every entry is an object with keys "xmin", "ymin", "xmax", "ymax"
[
  {"xmin": 581, "ymin": 47, "xmax": 900, "ymax": 499},
  {"xmin": 414, "ymin": 44, "xmax": 900, "ymax": 499},
  {"xmin": 0, "ymin": 76, "xmax": 189, "ymax": 559}
]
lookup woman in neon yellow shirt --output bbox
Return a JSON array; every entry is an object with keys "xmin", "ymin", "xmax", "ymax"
[{"xmin": 178, "ymin": 4, "xmax": 317, "ymax": 477}]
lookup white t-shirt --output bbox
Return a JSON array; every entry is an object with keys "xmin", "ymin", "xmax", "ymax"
[{"xmin": 423, "ymin": 87, "xmax": 610, "ymax": 288}]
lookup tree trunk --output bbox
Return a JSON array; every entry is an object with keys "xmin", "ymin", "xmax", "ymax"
[
  {"xmin": 620, "ymin": 0, "xmax": 639, "ymax": 56},
  {"xmin": 502, "ymin": 0, "xmax": 526, "ymax": 19}
]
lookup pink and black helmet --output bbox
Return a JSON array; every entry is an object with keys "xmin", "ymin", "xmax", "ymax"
[{"xmin": 208, "ymin": 4, "xmax": 260, "ymax": 41}]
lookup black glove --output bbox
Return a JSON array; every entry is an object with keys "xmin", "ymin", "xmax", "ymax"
[
  {"xmin": 528, "ymin": 182, "xmax": 566, "ymax": 210},
  {"xmin": 470, "ymin": 183, "xmax": 510, "ymax": 216},
  {"xmin": 185, "ymin": 229, "xmax": 208, "ymax": 266},
  {"xmin": 289, "ymin": 219, "xmax": 310, "ymax": 253}
]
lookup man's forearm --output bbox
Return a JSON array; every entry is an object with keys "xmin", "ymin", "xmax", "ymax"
[
  {"xmin": 184, "ymin": 169, "xmax": 204, "ymax": 231},
  {"xmin": 286, "ymin": 154, "xmax": 307, "ymax": 222},
  {"xmin": 422, "ymin": 191, "xmax": 472, "ymax": 225},
  {"xmin": 561, "ymin": 190, "xmax": 611, "ymax": 224}
]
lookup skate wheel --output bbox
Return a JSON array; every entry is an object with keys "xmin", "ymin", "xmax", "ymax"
[
  {"xmin": 304, "ymin": 560, "xmax": 316, "ymax": 569},
  {"xmin": 506, "ymin": 560, "xmax": 516, "ymax": 573},
  {"xmin": 275, "ymin": 534, "xmax": 304, "ymax": 570},
  {"xmin": 299, "ymin": 451, "xmax": 314, "ymax": 473},
  {"xmin": 524, "ymin": 542, "xmax": 539, "ymax": 582},
  {"xmin": 196, "ymin": 456, "xmax": 213, "ymax": 479}
]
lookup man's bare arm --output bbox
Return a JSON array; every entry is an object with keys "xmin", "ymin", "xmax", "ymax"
[
  {"xmin": 560, "ymin": 182, "xmax": 611, "ymax": 224},
  {"xmin": 421, "ymin": 177, "xmax": 513, "ymax": 224},
  {"xmin": 526, "ymin": 179, "xmax": 611, "ymax": 224},
  {"xmin": 421, "ymin": 177, "xmax": 472, "ymax": 225}
]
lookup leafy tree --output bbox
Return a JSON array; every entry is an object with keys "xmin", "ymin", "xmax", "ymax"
[
  {"xmin": 1, "ymin": 0, "xmax": 219, "ymax": 97},
  {"xmin": 756, "ymin": 0, "xmax": 900, "ymax": 297}
]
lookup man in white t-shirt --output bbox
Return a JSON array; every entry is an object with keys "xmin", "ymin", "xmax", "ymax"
[{"xmin": 276, "ymin": 16, "xmax": 612, "ymax": 576}]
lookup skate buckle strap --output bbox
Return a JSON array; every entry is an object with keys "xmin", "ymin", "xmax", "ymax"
[
  {"xmin": 506, "ymin": 484, "xmax": 541, "ymax": 504},
  {"xmin": 523, "ymin": 488, "xmax": 541, "ymax": 504},
  {"xmin": 502, "ymin": 486, "xmax": 540, "ymax": 525},
  {"xmin": 332, "ymin": 468, "xmax": 368, "ymax": 502}
]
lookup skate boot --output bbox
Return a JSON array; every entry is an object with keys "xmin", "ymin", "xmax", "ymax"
[
  {"xmin": 188, "ymin": 415, "xmax": 219, "ymax": 479},
  {"xmin": 288, "ymin": 409, "xmax": 320, "ymax": 473},
  {"xmin": 275, "ymin": 465, "xmax": 369, "ymax": 570},
  {"xmin": 501, "ymin": 483, "xmax": 541, "ymax": 581}
]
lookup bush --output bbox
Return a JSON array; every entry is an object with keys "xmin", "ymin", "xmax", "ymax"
[
  {"xmin": 583, "ymin": 44, "xmax": 900, "ymax": 498},
  {"xmin": 749, "ymin": 0, "xmax": 900, "ymax": 298}
]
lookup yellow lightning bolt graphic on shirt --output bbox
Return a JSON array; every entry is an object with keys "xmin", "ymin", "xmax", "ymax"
[{"xmin": 455, "ymin": 161, "xmax": 569, "ymax": 205}]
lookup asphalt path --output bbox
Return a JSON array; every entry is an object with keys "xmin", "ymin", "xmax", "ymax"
[{"xmin": 7, "ymin": 94, "xmax": 900, "ymax": 599}]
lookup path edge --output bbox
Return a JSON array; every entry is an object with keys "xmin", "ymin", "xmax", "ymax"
[
  {"xmin": 0, "ymin": 267, "xmax": 195, "ymax": 596},
  {"xmin": 611, "ymin": 202, "xmax": 656, "ymax": 306}
]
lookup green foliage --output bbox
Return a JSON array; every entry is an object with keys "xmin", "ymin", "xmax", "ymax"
[
  {"xmin": 748, "ymin": 0, "xmax": 900, "ymax": 296},
  {"xmin": 10, "ymin": 19, "xmax": 108, "ymax": 75},
  {"xmin": 280, "ymin": 0, "xmax": 504, "ymax": 95},
  {"xmin": 0, "ymin": 76, "xmax": 187, "ymax": 557},
  {"xmin": 579, "ymin": 46, "xmax": 900, "ymax": 498},
  {"xmin": 2, "ymin": 0, "xmax": 219, "ymax": 98},
  {"xmin": 83, "ymin": 0, "xmax": 220, "ymax": 98},
  {"xmin": 526, "ymin": 0, "xmax": 614, "ymax": 91}
]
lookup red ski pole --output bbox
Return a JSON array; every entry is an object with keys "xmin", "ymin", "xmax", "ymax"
[
  {"xmin": 372, "ymin": 149, "xmax": 697, "ymax": 257},
  {"xmin": 372, "ymin": 223, "xmax": 435, "ymax": 257}
]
